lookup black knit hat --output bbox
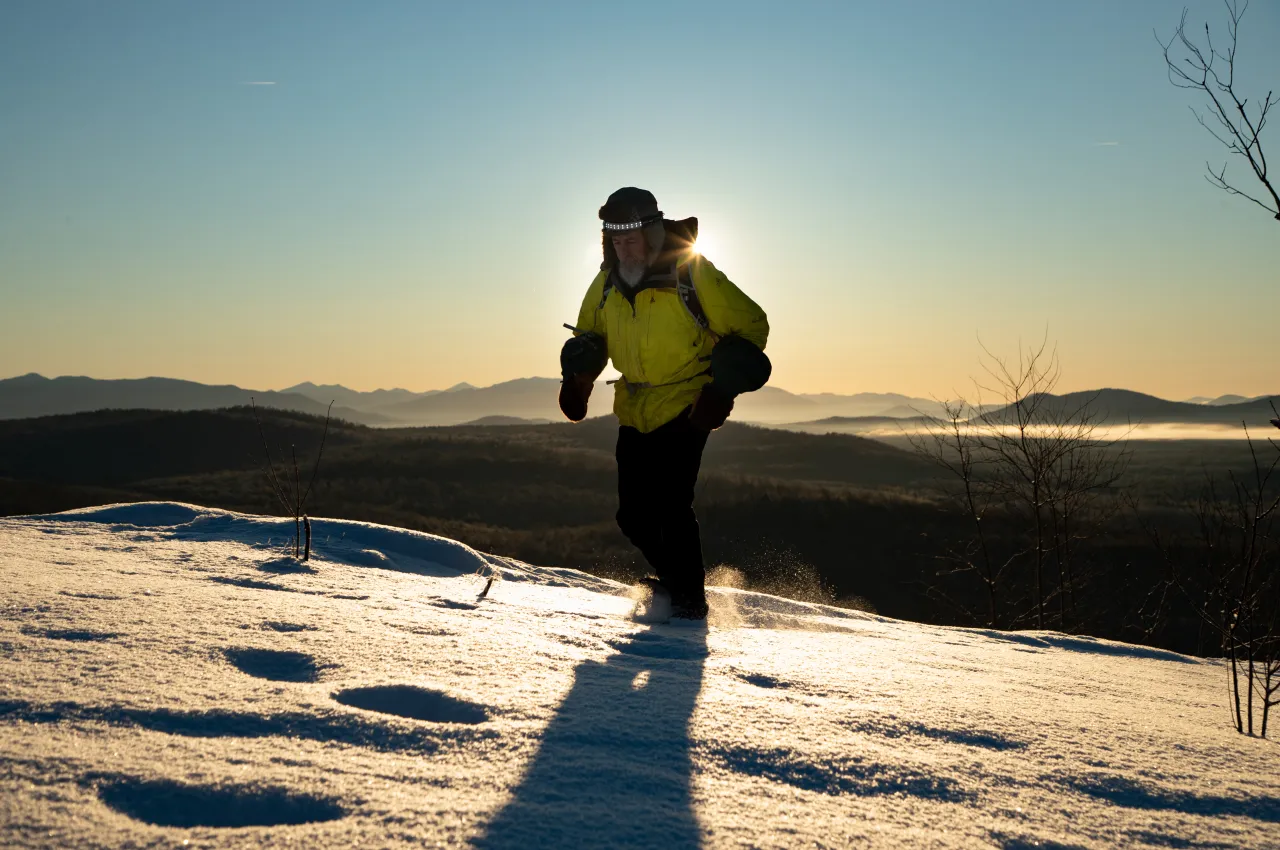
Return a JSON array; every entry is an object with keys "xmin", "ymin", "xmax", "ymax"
[{"xmin": 599, "ymin": 187, "xmax": 662, "ymax": 232}]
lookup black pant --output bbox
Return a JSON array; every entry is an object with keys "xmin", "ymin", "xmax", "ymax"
[{"xmin": 615, "ymin": 409, "xmax": 710, "ymax": 603}]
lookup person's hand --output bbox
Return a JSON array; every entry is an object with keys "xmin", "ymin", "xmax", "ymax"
[
  {"xmin": 689, "ymin": 384, "xmax": 734, "ymax": 431},
  {"xmin": 559, "ymin": 374, "xmax": 594, "ymax": 422},
  {"xmin": 560, "ymin": 332, "xmax": 607, "ymax": 381},
  {"xmin": 709, "ymin": 335, "xmax": 771, "ymax": 397},
  {"xmin": 1270, "ymin": 417, "xmax": 1280, "ymax": 430}
]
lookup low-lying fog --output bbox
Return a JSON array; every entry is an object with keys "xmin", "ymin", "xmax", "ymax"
[{"xmin": 770, "ymin": 421, "xmax": 1270, "ymax": 441}]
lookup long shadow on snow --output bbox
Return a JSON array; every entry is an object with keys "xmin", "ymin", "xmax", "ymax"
[
  {"xmin": 474, "ymin": 627, "xmax": 708, "ymax": 850},
  {"xmin": 0, "ymin": 700, "xmax": 489, "ymax": 754},
  {"xmin": 1068, "ymin": 774, "xmax": 1280, "ymax": 823}
]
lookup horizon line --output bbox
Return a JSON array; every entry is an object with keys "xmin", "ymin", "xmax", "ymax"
[{"xmin": 2, "ymin": 371, "xmax": 1275, "ymax": 405}]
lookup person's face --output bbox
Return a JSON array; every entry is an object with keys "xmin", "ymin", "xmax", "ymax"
[{"xmin": 611, "ymin": 229, "xmax": 648, "ymax": 266}]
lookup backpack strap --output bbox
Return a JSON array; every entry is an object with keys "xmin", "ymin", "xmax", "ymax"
[
  {"xmin": 598, "ymin": 262, "xmax": 716, "ymax": 339},
  {"xmin": 597, "ymin": 272, "xmax": 615, "ymax": 312},
  {"xmin": 677, "ymin": 263, "xmax": 713, "ymax": 334}
]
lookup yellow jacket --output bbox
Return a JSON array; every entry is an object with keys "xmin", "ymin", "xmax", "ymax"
[{"xmin": 574, "ymin": 252, "xmax": 769, "ymax": 433}]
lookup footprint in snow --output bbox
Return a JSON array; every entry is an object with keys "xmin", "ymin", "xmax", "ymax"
[
  {"xmin": 257, "ymin": 621, "xmax": 318, "ymax": 633},
  {"xmin": 425, "ymin": 597, "xmax": 481, "ymax": 610},
  {"xmin": 206, "ymin": 575, "xmax": 299, "ymax": 593},
  {"xmin": 23, "ymin": 627, "xmax": 120, "ymax": 642},
  {"xmin": 708, "ymin": 743, "xmax": 972, "ymax": 802},
  {"xmin": 93, "ymin": 775, "xmax": 345, "ymax": 828},
  {"xmin": 333, "ymin": 685, "xmax": 490, "ymax": 724},
  {"xmin": 992, "ymin": 833, "xmax": 1090, "ymax": 850},
  {"xmin": 256, "ymin": 557, "xmax": 317, "ymax": 575},
  {"xmin": 223, "ymin": 647, "xmax": 331, "ymax": 683},
  {"xmin": 740, "ymin": 673, "xmax": 792, "ymax": 689},
  {"xmin": 392, "ymin": 623, "xmax": 456, "ymax": 637}
]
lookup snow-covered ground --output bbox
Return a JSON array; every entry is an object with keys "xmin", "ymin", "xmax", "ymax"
[{"xmin": 1, "ymin": 503, "xmax": 1275, "ymax": 849}]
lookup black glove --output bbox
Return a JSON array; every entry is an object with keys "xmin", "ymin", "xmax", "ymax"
[
  {"xmin": 709, "ymin": 335, "xmax": 771, "ymax": 398},
  {"xmin": 559, "ymin": 374, "xmax": 594, "ymax": 422},
  {"xmin": 560, "ymin": 332, "xmax": 608, "ymax": 381},
  {"xmin": 688, "ymin": 383, "xmax": 734, "ymax": 431},
  {"xmin": 1271, "ymin": 418, "xmax": 1280, "ymax": 430}
]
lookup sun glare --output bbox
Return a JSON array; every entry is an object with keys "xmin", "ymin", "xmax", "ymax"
[
  {"xmin": 692, "ymin": 230, "xmax": 718, "ymax": 261},
  {"xmin": 587, "ymin": 228, "xmax": 727, "ymax": 269}
]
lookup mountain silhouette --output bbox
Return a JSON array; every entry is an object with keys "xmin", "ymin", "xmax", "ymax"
[
  {"xmin": 281, "ymin": 382, "xmax": 430, "ymax": 410},
  {"xmin": 0, "ymin": 375, "xmax": 383, "ymax": 425},
  {"xmin": 983, "ymin": 388, "xmax": 1277, "ymax": 426},
  {"xmin": 3, "ymin": 374, "xmax": 1272, "ymax": 430}
]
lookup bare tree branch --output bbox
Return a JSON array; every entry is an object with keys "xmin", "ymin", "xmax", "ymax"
[
  {"xmin": 248, "ymin": 400, "xmax": 334, "ymax": 561},
  {"xmin": 912, "ymin": 339, "xmax": 1128, "ymax": 633},
  {"xmin": 1158, "ymin": 1, "xmax": 1280, "ymax": 220}
]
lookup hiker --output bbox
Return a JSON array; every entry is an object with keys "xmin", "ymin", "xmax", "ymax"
[{"xmin": 558, "ymin": 187, "xmax": 771, "ymax": 620}]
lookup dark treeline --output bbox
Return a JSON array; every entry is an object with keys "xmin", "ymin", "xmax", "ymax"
[{"xmin": 0, "ymin": 406, "xmax": 1270, "ymax": 657}]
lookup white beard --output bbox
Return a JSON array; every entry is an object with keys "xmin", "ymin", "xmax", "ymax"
[{"xmin": 618, "ymin": 260, "xmax": 647, "ymax": 288}]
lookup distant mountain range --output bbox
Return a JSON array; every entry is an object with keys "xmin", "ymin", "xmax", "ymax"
[
  {"xmin": 1182, "ymin": 394, "xmax": 1271, "ymax": 406},
  {"xmin": 1, "ymin": 374, "xmax": 1273, "ymax": 430},
  {"xmin": 280, "ymin": 381, "xmax": 475, "ymax": 411},
  {"xmin": 0, "ymin": 374, "xmax": 387, "ymax": 425},
  {"xmin": 980, "ymin": 388, "xmax": 1279, "ymax": 426},
  {"xmin": 279, "ymin": 379, "xmax": 950, "ymax": 424},
  {"xmin": 0, "ymin": 374, "xmax": 948, "ymax": 427}
]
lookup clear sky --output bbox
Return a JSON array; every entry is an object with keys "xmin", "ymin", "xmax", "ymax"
[{"xmin": 2, "ymin": 0, "xmax": 1276, "ymax": 399}]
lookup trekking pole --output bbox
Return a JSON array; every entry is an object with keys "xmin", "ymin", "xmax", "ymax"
[{"xmin": 563, "ymin": 323, "xmax": 588, "ymax": 334}]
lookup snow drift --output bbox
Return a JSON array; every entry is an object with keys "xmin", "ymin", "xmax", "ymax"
[{"xmin": 1, "ymin": 503, "xmax": 1277, "ymax": 848}]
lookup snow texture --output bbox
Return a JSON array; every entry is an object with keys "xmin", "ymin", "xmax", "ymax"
[{"xmin": 1, "ymin": 502, "xmax": 1276, "ymax": 848}]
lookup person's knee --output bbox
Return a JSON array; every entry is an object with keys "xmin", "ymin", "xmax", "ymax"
[
  {"xmin": 616, "ymin": 505, "xmax": 651, "ymax": 545},
  {"xmin": 658, "ymin": 505, "xmax": 698, "ymax": 533},
  {"xmin": 617, "ymin": 497, "xmax": 697, "ymax": 550}
]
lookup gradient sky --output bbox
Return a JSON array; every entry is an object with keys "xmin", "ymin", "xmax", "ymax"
[{"xmin": 2, "ymin": 0, "xmax": 1276, "ymax": 399}]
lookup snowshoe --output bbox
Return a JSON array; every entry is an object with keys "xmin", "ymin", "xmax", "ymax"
[
  {"xmin": 670, "ymin": 597, "xmax": 709, "ymax": 622},
  {"xmin": 631, "ymin": 577, "xmax": 673, "ymax": 624}
]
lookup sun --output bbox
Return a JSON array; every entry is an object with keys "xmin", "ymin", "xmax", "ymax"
[
  {"xmin": 691, "ymin": 225, "xmax": 737, "ymax": 270},
  {"xmin": 691, "ymin": 229, "xmax": 719, "ymax": 261}
]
